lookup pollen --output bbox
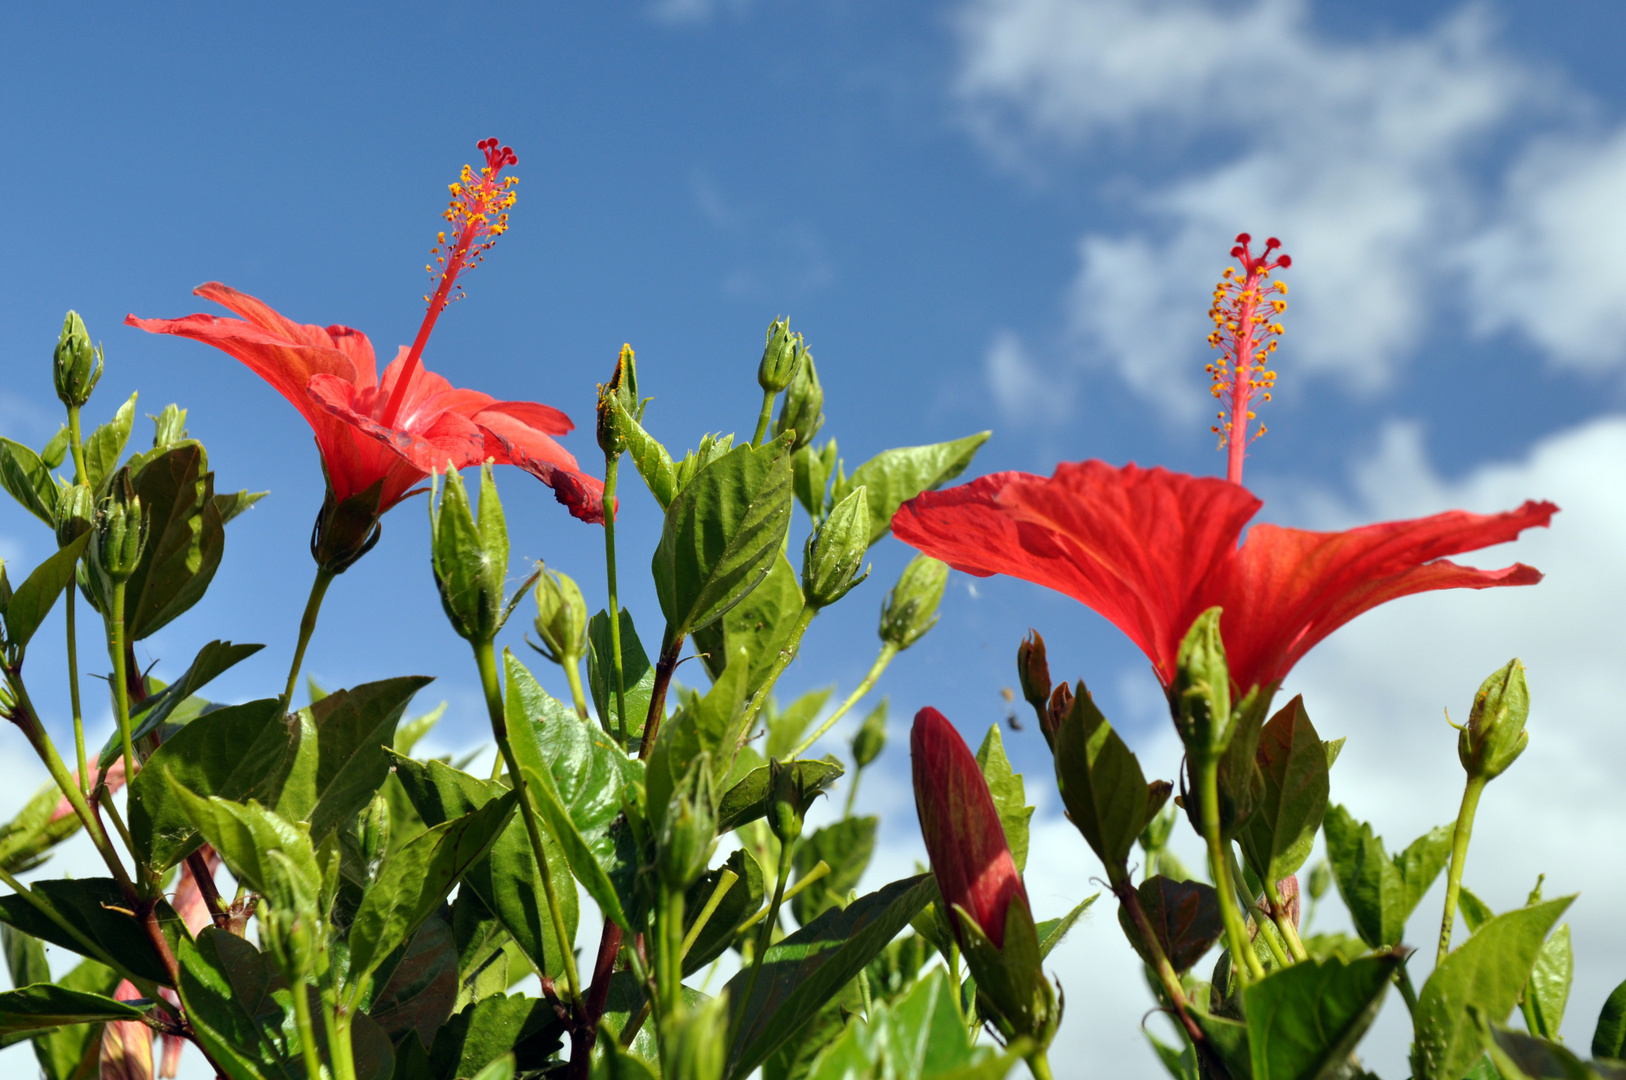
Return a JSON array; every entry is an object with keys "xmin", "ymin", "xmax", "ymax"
[
  {"xmin": 425, "ymin": 137, "xmax": 520, "ymax": 313},
  {"xmin": 1206, "ymin": 232, "xmax": 1290, "ymax": 459}
]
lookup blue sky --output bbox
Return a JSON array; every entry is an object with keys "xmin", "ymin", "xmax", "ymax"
[{"xmin": 3, "ymin": 2, "xmax": 1625, "ymax": 1076}]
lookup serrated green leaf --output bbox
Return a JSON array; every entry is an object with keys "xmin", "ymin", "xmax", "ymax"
[
  {"xmin": 975, "ymin": 725, "xmax": 1033, "ymax": 873},
  {"xmin": 1036, "ymin": 893, "xmax": 1098, "ymax": 960},
  {"xmin": 123, "ymin": 441, "xmax": 226, "ymax": 639},
  {"xmin": 427, "ymin": 993, "xmax": 565, "ymax": 1080},
  {"xmin": 1053, "ymin": 686, "xmax": 1163, "ymax": 873},
  {"xmin": 694, "ymin": 552, "xmax": 806, "ymax": 702},
  {"xmin": 1323, "ymin": 805, "xmax": 1451, "ymax": 948},
  {"xmin": 301, "ymin": 676, "xmax": 433, "ymax": 843},
  {"xmin": 1478, "ymin": 1017, "xmax": 1598, "ymax": 1080},
  {"xmin": 366, "ymin": 912, "xmax": 458, "ymax": 1052},
  {"xmin": 613, "ymin": 395, "xmax": 676, "ymax": 510},
  {"xmin": 830, "ymin": 432, "xmax": 990, "ymax": 545},
  {"xmin": 81, "ymin": 393, "xmax": 136, "ymax": 490},
  {"xmin": 1244, "ymin": 954, "xmax": 1399, "ymax": 1080},
  {"xmin": 587, "ymin": 607, "xmax": 654, "ymax": 741},
  {"xmin": 1414, "ymin": 896, "xmax": 1575, "ymax": 1080},
  {"xmin": 1524, "ymin": 923, "xmax": 1572, "ymax": 1040},
  {"xmin": 0, "ymin": 438, "xmax": 58, "ymax": 526},
  {"xmin": 175, "ymin": 928, "xmax": 300, "ymax": 1080},
  {"xmin": 348, "ymin": 795, "xmax": 517, "ymax": 988},
  {"xmin": 724, "ymin": 874, "xmax": 938, "ymax": 1079},
  {"xmin": 2, "ymin": 534, "xmax": 90, "ymax": 648},
  {"xmin": 1240, "ymin": 696, "xmax": 1331, "ymax": 887},
  {"xmin": 166, "ymin": 788, "xmax": 321, "ymax": 907},
  {"xmin": 129, "ymin": 697, "xmax": 313, "ymax": 868},
  {"xmin": 25, "ymin": 955, "xmax": 118, "ymax": 1080},
  {"xmin": 765, "ymin": 686, "xmax": 834, "ymax": 762},
  {"xmin": 214, "ymin": 488, "xmax": 266, "ymax": 525},
  {"xmin": 716, "ymin": 759, "xmax": 843, "ymax": 833},
  {"xmin": 0, "ymin": 983, "xmax": 144, "ymax": 1037},
  {"xmin": 791, "ymin": 816, "xmax": 877, "ymax": 925},
  {"xmin": 652, "ymin": 434, "xmax": 795, "ymax": 637}
]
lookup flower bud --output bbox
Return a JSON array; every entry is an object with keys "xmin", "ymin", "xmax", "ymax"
[
  {"xmin": 596, "ymin": 344, "xmax": 639, "ymax": 457},
  {"xmin": 878, "ymin": 553, "xmax": 947, "ymax": 650},
  {"xmin": 757, "ymin": 317, "xmax": 805, "ymax": 393},
  {"xmin": 1457, "ymin": 659, "xmax": 1529, "ymax": 781},
  {"xmin": 93, "ymin": 470, "xmax": 147, "ymax": 583},
  {"xmin": 1017, "ymin": 629, "xmax": 1051, "ymax": 715},
  {"xmin": 767, "ymin": 757, "xmax": 806, "ymax": 845},
  {"xmin": 531, "ymin": 563, "xmax": 588, "ymax": 666},
  {"xmin": 773, "ymin": 349, "xmax": 824, "ymax": 451},
  {"xmin": 662, "ymin": 993, "xmax": 728, "ymax": 1080},
  {"xmin": 657, "ymin": 754, "xmax": 717, "ymax": 890},
  {"xmin": 55, "ymin": 484, "xmax": 96, "ymax": 550},
  {"xmin": 851, "ymin": 698, "xmax": 887, "ymax": 770},
  {"xmin": 802, "ymin": 485, "xmax": 871, "ymax": 609},
  {"xmin": 52, "ymin": 311, "xmax": 103, "ymax": 409},
  {"xmin": 310, "ymin": 481, "xmax": 384, "ymax": 575},
  {"xmin": 429, "ymin": 463, "xmax": 510, "ymax": 644},
  {"xmin": 1307, "ymin": 860, "xmax": 1331, "ymax": 902},
  {"xmin": 1173, "ymin": 607, "xmax": 1233, "ymax": 761},
  {"xmin": 151, "ymin": 404, "xmax": 189, "ymax": 449},
  {"xmin": 359, "ymin": 793, "xmax": 390, "ymax": 874},
  {"xmin": 1042, "ymin": 682, "xmax": 1073, "ymax": 751}
]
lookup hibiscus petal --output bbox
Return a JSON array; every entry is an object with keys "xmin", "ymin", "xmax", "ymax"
[
  {"xmin": 307, "ymin": 373, "xmax": 487, "ymax": 478},
  {"xmin": 477, "ymin": 409, "xmax": 606, "ymax": 524}
]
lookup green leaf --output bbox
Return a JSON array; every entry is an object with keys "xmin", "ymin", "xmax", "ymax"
[
  {"xmin": 1323, "ymin": 805, "xmax": 1452, "ymax": 948},
  {"xmin": 427, "ymin": 993, "xmax": 565, "ymax": 1080},
  {"xmin": 830, "ymin": 431, "xmax": 990, "ymax": 545},
  {"xmin": 25, "ymin": 956, "xmax": 118, "ymax": 1080},
  {"xmin": 2, "ymin": 535, "xmax": 90, "ymax": 649},
  {"xmin": 81, "ymin": 393, "xmax": 136, "ymax": 490},
  {"xmin": 1052, "ymin": 686, "xmax": 1165, "ymax": 873},
  {"xmin": 2, "ymin": 924, "xmax": 49, "ymax": 990},
  {"xmin": 1243, "ymin": 954, "xmax": 1400, "ymax": 1080},
  {"xmin": 302, "ymin": 676, "xmax": 434, "ymax": 843},
  {"xmin": 0, "ymin": 438, "xmax": 58, "ymax": 526},
  {"xmin": 166, "ymin": 789, "xmax": 321, "ymax": 906},
  {"xmin": 1461, "ymin": 887, "xmax": 1496, "ymax": 934},
  {"xmin": 505, "ymin": 652, "xmax": 644, "ymax": 931},
  {"xmin": 1596, "ymin": 977, "xmax": 1626, "ymax": 1060},
  {"xmin": 214, "ymin": 488, "xmax": 267, "ymax": 525},
  {"xmin": 587, "ymin": 607, "xmax": 655, "ymax": 740},
  {"xmin": 1239, "ymin": 696, "xmax": 1330, "ymax": 886},
  {"xmin": 764, "ymin": 686, "xmax": 835, "ymax": 762},
  {"xmin": 646, "ymin": 648, "xmax": 751, "ymax": 832},
  {"xmin": 389, "ymin": 754, "xmax": 577, "ymax": 981},
  {"xmin": 692, "ymin": 552, "xmax": 805, "ymax": 699},
  {"xmin": 366, "ymin": 912, "xmax": 459, "ymax": 1053},
  {"xmin": 1147, "ymin": 1032, "xmax": 1200, "ymax": 1080},
  {"xmin": 0, "ymin": 778, "xmax": 87, "ymax": 876},
  {"xmin": 716, "ymin": 759, "xmax": 843, "ymax": 833},
  {"xmin": 1117, "ymin": 876, "xmax": 1223, "ymax": 974},
  {"xmin": 1477, "ymin": 1017, "xmax": 1600, "ymax": 1080},
  {"xmin": 1414, "ymin": 896, "xmax": 1575, "ymax": 1080},
  {"xmin": 175, "ymin": 928, "xmax": 299, "ymax": 1080},
  {"xmin": 123, "ymin": 441, "xmax": 226, "ymax": 640},
  {"xmin": 613, "ymin": 395, "xmax": 677, "ymax": 510},
  {"xmin": 0, "ymin": 983, "xmax": 144, "ymax": 1038},
  {"xmin": 791, "ymin": 439, "xmax": 837, "ymax": 521},
  {"xmin": 682, "ymin": 847, "xmax": 764, "ymax": 975},
  {"xmin": 975, "ymin": 725, "xmax": 1033, "ymax": 873},
  {"xmin": 1193, "ymin": 1010, "xmax": 1254, "ymax": 1080},
  {"xmin": 1037, "ymin": 893, "xmax": 1098, "ymax": 960},
  {"xmin": 129, "ymin": 698, "xmax": 312, "ymax": 869},
  {"xmin": 652, "ymin": 434, "xmax": 796, "ymax": 637},
  {"xmin": 98, "ymin": 639, "xmax": 266, "ymax": 769},
  {"xmin": 348, "ymin": 794, "xmax": 518, "ymax": 987},
  {"xmin": 1525, "ymin": 924, "xmax": 1572, "ymax": 1040},
  {"xmin": 0, "ymin": 879, "xmax": 174, "ymax": 986},
  {"xmin": 724, "ymin": 873, "xmax": 939, "ymax": 1079},
  {"xmin": 791, "ymin": 816, "xmax": 877, "ymax": 925}
]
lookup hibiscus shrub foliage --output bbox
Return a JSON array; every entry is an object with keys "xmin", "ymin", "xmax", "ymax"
[{"xmin": 0, "ymin": 140, "xmax": 1617, "ymax": 1080}]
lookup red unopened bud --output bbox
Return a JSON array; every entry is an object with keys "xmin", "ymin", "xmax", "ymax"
[
  {"xmin": 910, "ymin": 706, "xmax": 1028, "ymax": 949},
  {"xmin": 1042, "ymin": 682, "xmax": 1073, "ymax": 750},
  {"xmin": 1016, "ymin": 630, "xmax": 1051, "ymax": 715}
]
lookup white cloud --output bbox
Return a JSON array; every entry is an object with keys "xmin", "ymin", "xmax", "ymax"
[
  {"xmin": 647, "ymin": 0, "xmax": 757, "ymax": 26},
  {"xmin": 985, "ymin": 330, "xmax": 1075, "ymax": 422},
  {"xmin": 954, "ymin": 0, "xmax": 1626, "ymax": 418}
]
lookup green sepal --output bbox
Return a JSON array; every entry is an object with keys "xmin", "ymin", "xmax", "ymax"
[{"xmin": 952, "ymin": 896, "xmax": 1055, "ymax": 1047}]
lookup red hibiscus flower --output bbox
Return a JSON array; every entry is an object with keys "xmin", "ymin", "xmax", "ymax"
[
  {"xmin": 911, "ymin": 705, "xmax": 1029, "ymax": 948},
  {"xmin": 892, "ymin": 461, "xmax": 1556, "ymax": 696},
  {"xmin": 126, "ymin": 139, "xmax": 603, "ymax": 572}
]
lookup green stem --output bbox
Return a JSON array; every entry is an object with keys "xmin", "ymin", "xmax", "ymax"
[
  {"xmin": 1437, "ymin": 774, "xmax": 1487, "ymax": 964},
  {"xmin": 739, "ymin": 605, "xmax": 816, "ymax": 745},
  {"xmin": 7, "ymin": 675, "xmax": 132, "ymax": 892},
  {"xmin": 602, "ymin": 456, "xmax": 630, "ymax": 742},
  {"xmin": 658, "ymin": 886, "xmax": 685, "ymax": 1031},
  {"xmin": 1025, "ymin": 1050, "xmax": 1056, "ymax": 1080},
  {"xmin": 291, "ymin": 982, "xmax": 326, "ymax": 1080},
  {"xmin": 1264, "ymin": 878, "xmax": 1309, "ymax": 962},
  {"xmin": 842, "ymin": 771, "xmax": 862, "ymax": 818},
  {"xmin": 858, "ymin": 967, "xmax": 873, "ymax": 1022},
  {"xmin": 327, "ymin": 1000, "xmax": 358, "ymax": 1080},
  {"xmin": 65, "ymin": 589, "xmax": 87, "ymax": 796},
  {"xmin": 282, "ymin": 567, "xmax": 336, "ymax": 709},
  {"xmin": 474, "ymin": 640, "xmax": 584, "ymax": 1009},
  {"xmin": 564, "ymin": 655, "xmax": 590, "ymax": 721},
  {"xmin": 1228, "ymin": 848, "xmax": 1290, "ymax": 970},
  {"xmin": 732, "ymin": 835, "xmax": 794, "ymax": 1047},
  {"xmin": 1198, "ymin": 757, "xmax": 1264, "ymax": 983},
  {"xmin": 947, "ymin": 943, "xmax": 966, "ymax": 1027},
  {"xmin": 1394, "ymin": 962, "xmax": 1419, "ymax": 1019},
  {"xmin": 66, "ymin": 405, "xmax": 88, "ymax": 486},
  {"xmin": 0, "ymin": 867, "xmax": 150, "ymax": 995},
  {"xmin": 735, "ymin": 860, "xmax": 828, "ymax": 931},
  {"xmin": 108, "ymin": 582, "xmax": 136, "ymax": 802},
  {"xmin": 1112, "ymin": 874, "xmax": 1209, "ymax": 1051},
  {"xmin": 680, "ymin": 869, "xmax": 738, "ymax": 958},
  {"xmin": 750, "ymin": 389, "xmax": 776, "ymax": 447},
  {"xmin": 787, "ymin": 641, "xmax": 896, "ymax": 760}
]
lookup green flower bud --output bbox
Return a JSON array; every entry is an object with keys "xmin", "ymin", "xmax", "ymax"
[
  {"xmin": 596, "ymin": 343, "xmax": 640, "ymax": 457},
  {"xmin": 429, "ymin": 463, "xmax": 510, "ymax": 644},
  {"xmin": 359, "ymin": 793, "xmax": 390, "ymax": 874},
  {"xmin": 662, "ymin": 994, "xmax": 729, "ymax": 1080},
  {"xmin": 1173, "ymin": 607, "xmax": 1233, "ymax": 761},
  {"xmin": 851, "ymin": 698, "xmax": 888, "ymax": 770},
  {"xmin": 657, "ymin": 753, "xmax": 717, "ymax": 890},
  {"xmin": 768, "ymin": 757, "xmax": 806, "ymax": 845},
  {"xmin": 55, "ymin": 484, "xmax": 96, "ymax": 550},
  {"xmin": 1306, "ymin": 859, "xmax": 1331, "ymax": 902},
  {"xmin": 757, "ymin": 317, "xmax": 805, "ymax": 393},
  {"xmin": 802, "ymin": 485, "xmax": 871, "ymax": 609},
  {"xmin": 52, "ymin": 311, "xmax": 103, "ymax": 409},
  {"xmin": 92, "ymin": 470, "xmax": 147, "ymax": 582},
  {"xmin": 774, "ymin": 349, "xmax": 824, "ymax": 451},
  {"xmin": 1016, "ymin": 629, "xmax": 1051, "ymax": 714},
  {"xmin": 878, "ymin": 553, "xmax": 947, "ymax": 650},
  {"xmin": 151, "ymin": 404, "xmax": 189, "ymax": 449},
  {"xmin": 1457, "ymin": 658, "xmax": 1529, "ymax": 781},
  {"xmin": 531, "ymin": 562, "xmax": 588, "ymax": 666}
]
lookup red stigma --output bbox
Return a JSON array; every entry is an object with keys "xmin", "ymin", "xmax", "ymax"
[
  {"xmin": 479, "ymin": 137, "xmax": 517, "ymax": 171},
  {"xmin": 1235, "ymin": 232, "xmax": 1251, "ymax": 244}
]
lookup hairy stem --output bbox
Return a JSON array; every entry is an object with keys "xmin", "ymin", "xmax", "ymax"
[
  {"xmin": 1198, "ymin": 758, "xmax": 1264, "ymax": 984},
  {"xmin": 639, "ymin": 632, "xmax": 684, "ymax": 760},
  {"xmin": 787, "ymin": 641, "xmax": 896, "ymax": 760},
  {"xmin": 750, "ymin": 388, "xmax": 776, "ymax": 448},
  {"xmin": 602, "ymin": 456, "xmax": 630, "ymax": 741},
  {"xmin": 1437, "ymin": 774, "xmax": 1486, "ymax": 964},
  {"xmin": 282, "ymin": 567, "xmax": 335, "ymax": 710}
]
